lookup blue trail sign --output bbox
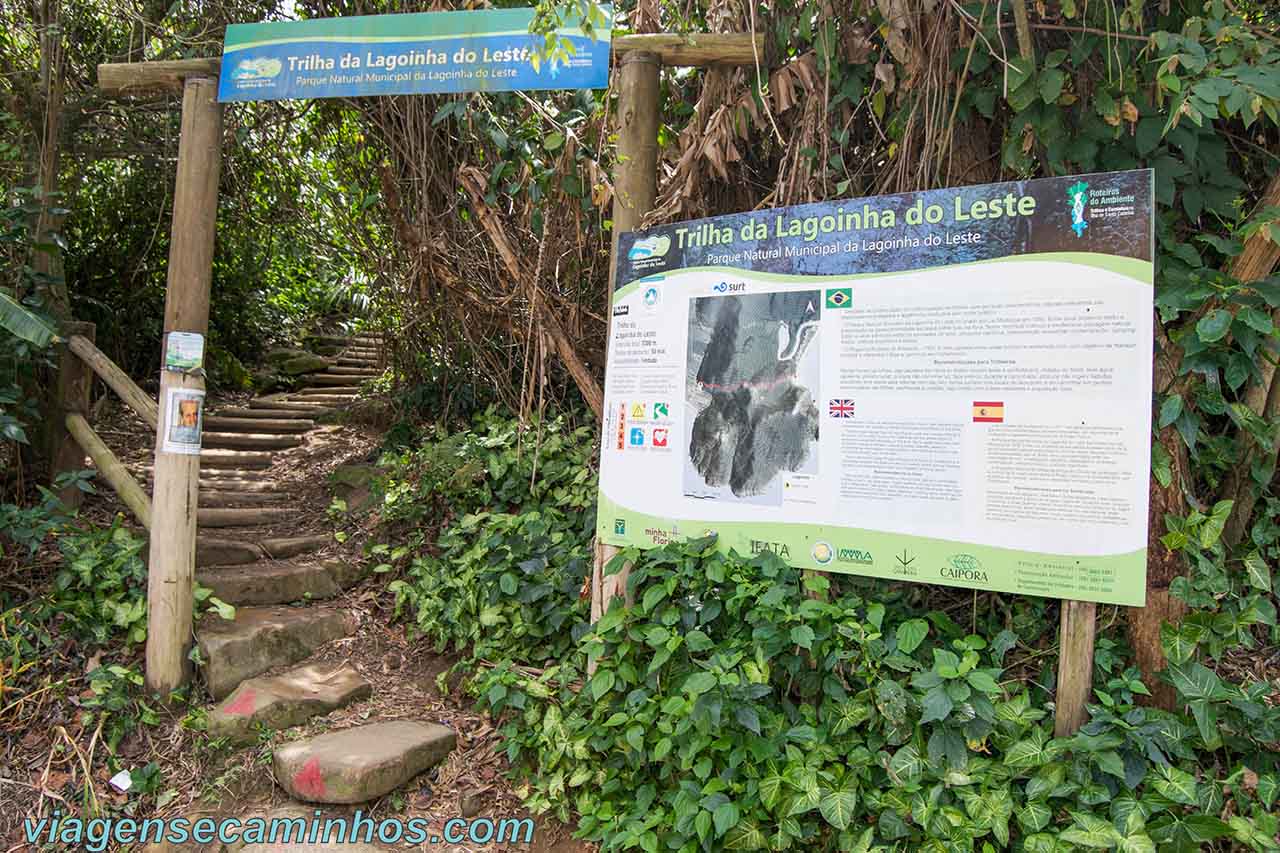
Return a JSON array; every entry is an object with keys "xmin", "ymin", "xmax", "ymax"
[{"xmin": 218, "ymin": 8, "xmax": 610, "ymax": 102}]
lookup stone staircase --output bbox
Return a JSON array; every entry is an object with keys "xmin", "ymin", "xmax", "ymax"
[{"xmin": 143, "ymin": 331, "xmax": 458, "ymax": 848}]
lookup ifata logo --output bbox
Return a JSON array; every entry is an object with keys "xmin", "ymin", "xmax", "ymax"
[
  {"xmin": 751, "ymin": 540, "xmax": 791, "ymax": 558},
  {"xmin": 811, "ymin": 541, "xmax": 833, "ymax": 565},
  {"xmin": 941, "ymin": 554, "xmax": 988, "ymax": 583}
]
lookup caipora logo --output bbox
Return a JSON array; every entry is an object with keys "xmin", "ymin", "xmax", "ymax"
[
  {"xmin": 628, "ymin": 235, "xmax": 671, "ymax": 260},
  {"xmin": 1067, "ymin": 180, "xmax": 1089, "ymax": 237},
  {"xmin": 231, "ymin": 57, "xmax": 283, "ymax": 81}
]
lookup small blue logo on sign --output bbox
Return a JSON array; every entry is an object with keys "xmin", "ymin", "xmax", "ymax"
[
  {"xmin": 629, "ymin": 427, "xmax": 646, "ymax": 447},
  {"xmin": 1068, "ymin": 180, "xmax": 1089, "ymax": 237}
]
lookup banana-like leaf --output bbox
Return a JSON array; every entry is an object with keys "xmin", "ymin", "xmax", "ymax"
[{"xmin": 0, "ymin": 291, "xmax": 59, "ymax": 348}]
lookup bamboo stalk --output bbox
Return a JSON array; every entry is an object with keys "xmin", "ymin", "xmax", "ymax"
[
  {"xmin": 67, "ymin": 334, "xmax": 158, "ymax": 428},
  {"xmin": 65, "ymin": 413, "xmax": 152, "ymax": 528}
]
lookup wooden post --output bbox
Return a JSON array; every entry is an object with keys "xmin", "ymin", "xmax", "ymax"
[
  {"xmin": 1054, "ymin": 599, "xmax": 1097, "ymax": 736},
  {"xmin": 50, "ymin": 320, "xmax": 95, "ymax": 507},
  {"xmin": 592, "ymin": 50, "xmax": 662, "ymax": 625},
  {"xmin": 145, "ymin": 76, "xmax": 222, "ymax": 696}
]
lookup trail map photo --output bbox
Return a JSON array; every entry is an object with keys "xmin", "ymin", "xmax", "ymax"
[{"xmin": 683, "ymin": 290, "xmax": 821, "ymax": 505}]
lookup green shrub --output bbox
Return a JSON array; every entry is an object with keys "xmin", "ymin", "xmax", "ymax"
[
  {"xmin": 382, "ymin": 408, "xmax": 597, "ymax": 664},
  {"xmin": 472, "ymin": 540, "xmax": 1280, "ymax": 852}
]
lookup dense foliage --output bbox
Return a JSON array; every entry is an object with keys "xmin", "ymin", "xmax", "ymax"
[
  {"xmin": 381, "ymin": 409, "xmax": 597, "ymax": 663},
  {"xmin": 372, "ymin": 411, "xmax": 1280, "ymax": 852}
]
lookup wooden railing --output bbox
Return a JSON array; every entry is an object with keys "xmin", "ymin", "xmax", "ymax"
[{"xmin": 52, "ymin": 323, "xmax": 155, "ymax": 529}]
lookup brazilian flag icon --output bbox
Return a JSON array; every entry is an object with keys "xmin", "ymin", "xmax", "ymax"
[{"xmin": 825, "ymin": 287, "xmax": 853, "ymax": 309}]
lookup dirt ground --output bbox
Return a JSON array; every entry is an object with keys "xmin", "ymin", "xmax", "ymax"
[{"xmin": 0, "ymin": 394, "xmax": 593, "ymax": 853}]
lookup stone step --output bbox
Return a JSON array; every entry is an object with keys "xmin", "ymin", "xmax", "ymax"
[
  {"xmin": 140, "ymin": 468, "xmax": 281, "ymax": 489},
  {"xmin": 200, "ymin": 450, "xmax": 275, "ymax": 469},
  {"xmin": 289, "ymin": 395, "xmax": 356, "ymax": 405},
  {"xmin": 273, "ymin": 720, "xmax": 456, "ymax": 804},
  {"xmin": 195, "ymin": 476, "xmax": 284, "ymax": 492},
  {"xmin": 200, "ymin": 490, "xmax": 291, "ymax": 508},
  {"xmin": 218, "ymin": 406, "xmax": 323, "ymax": 420},
  {"xmin": 262, "ymin": 534, "xmax": 332, "ymax": 559},
  {"xmin": 209, "ymin": 662, "xmax": 371, "ymax": 745},
  {"xmin": 307, "ymin": 374, "xmax": 365, "ymax": 387},
  {"xmin": 197, "ymin": 558, "xmax": 363, "ymax": 606},
  {"xmin": 198, "ymin": 606, "xmax": 354, "ymax": 700},
  {"xmin": 204, "ymin": 415, "xmax": 316, "ymax": 433},
  {"xmin": 335, "ymin": 356, "xmax": 379, "ymax": 367},
  {"xmin": 292, "ymin": 386, "xmax": 358, "ymax": 396},
  {"xmin": 306, "ymin": 334, "xmax": 356, "ymax": 347},
  {"xmin": 202, "ymin": 432, "xmax": 304, "ymax": 451},
  {"xmin": 194, "ymin": 533, "xmax": 329, "ymax": 568},
  {"xmin": 197, "ymin": 507, "xmax": 296, "ymax": 528},
  {"xmin": 324, "ymin": 366, "xmax": 379, "ymax": 376},
  {"xmin": 247, "ymin": 399, "xmax": 335, "ymax": 413},
  {"xmin": 197, "ymin": 537, "xmax": 264, "ymax": 568}
]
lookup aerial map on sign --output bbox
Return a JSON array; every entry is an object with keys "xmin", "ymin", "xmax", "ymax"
[
  {"xmin": 684, "ymin": 291, "xmax": 821, "ymax": 505},
  {"xmin": 598, "ymin": 171, "xmax": 1154, "ymax": 606}
]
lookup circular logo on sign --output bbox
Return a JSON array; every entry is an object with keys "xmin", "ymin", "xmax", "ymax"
[
  {"xmin": 643, "ymin": 286, "xmax": 661, "ymax": 307},
  {"xmin": 811, "ymin": 541, "xmax": 834, "ymax": 565}
]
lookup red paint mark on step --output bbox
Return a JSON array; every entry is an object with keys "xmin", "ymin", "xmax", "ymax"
[
  {"xmin": 223, "ymin": 688, "xmax": 257, "ymax": 716},
  {"xmin": 294, "ymin": 758, "xmax": 327, "ymax": 799}
]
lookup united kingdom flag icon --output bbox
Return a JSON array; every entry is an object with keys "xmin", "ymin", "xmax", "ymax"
[{"xmin": 829, "ymin": 399, "xmax": 855, "ymax": 418}]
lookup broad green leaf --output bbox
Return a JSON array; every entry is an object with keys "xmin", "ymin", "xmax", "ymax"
[
  {"xmin": 818, "ymin": 784, "xmax": 858, "ymax": 830},
  {"xmin": 920, "ymin": 685, "xmax": 954, "ymax": 724},
  {"xmin": 590, "ymin": 669, "xmax": 615, "ymax": 700},
  {"xmin": 1167, "ymin": 661, "xmax": 1227, "ymax": 701},
  {"xmin": 1240, "ymin": 306, "xmax": 1274, "ymax": 334},
  {"xmin": 1243, "ymin": 551, "xmax": 1272, "ymax": 592},
  {"xmin": 1062, "ymin": 812, "xmax": 1123, "ymax": 848},
  {"xmin": 0, "ymin": 291, "xmax": 58, "ymax": 347},
  {"xmin": 1182, "ymin": 814, "xmax": 1232, "ymax": 842},
  {"xmin": 1119, "ymin": 834, "xmax": 1156, "ymax": 853},
  {"xmin": 713, "ymin": 801, "xmax": 740, "ymax": 837},
  {"xmin": 1040, "ymin": 68, "xmax": 1066, "ymax": 103},
  {"xmin": 1195, "ymin": 309, "xmax": 1233, "ymax": 342},
  {"xmin": 1158, "ymin": 394, "xmax": 1183, "ymax": 428},
  {"xmin": 1256, "ymin": 773, "xmax": 1278, "ymax": 808},
  {"xmin": 1200, "ymin": 499, "xmax": 1233, "ymax": 548},
  {"xmin": 791, "ymin": 625, "xmax": 816, "ymax": 649},
  {"xmin": 1152, "ymin": 766, "xmax": 1198, "ymax": 805},
  {"xmin": 965, "ymin": 670, "xmax": 1001, "ymax": 694},
  {"xmin": 1095, "ymin": 750, "xmax": 1127, "ymax": 780},
  {"xmin": 735, "ymin": 705, "xmax": 761, "ymax": 735},
  {"xmin": 1005, "ymin": 736, "xmax": 1049, "ymax": 769},
  {"xmin": 896, "ymin": 618, "xmax": 929, "ymax": 654},
  {"xmin": 759, "ymin": 772, "xmax": 785, "ymax": 810},
  {"xmin": 1160, "ymin": 622, "xmax": 1201, "ymax": 665},
  {"xmin": 682, "ymin": 671, "xmax": 717, "ymax": 696},
  {"xmin": 723, "ymin": 820, "xmax": 767, "ymax": 850},
  {"xmin": 1017, "ymin": 801, "xmax": 1052, "ymax": 833},
  {"xmin": 888, "ymin": 744, "xmax": 924, "ymax": 784}
]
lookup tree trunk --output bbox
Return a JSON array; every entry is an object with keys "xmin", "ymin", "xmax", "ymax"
[
  {"xmin": 1128, "ymin": 321, "xmax": 1192, "ymax": 709},
  {"xmin": 1219, "ymin": 169, "xmax": 1280, "ymax": 548}
]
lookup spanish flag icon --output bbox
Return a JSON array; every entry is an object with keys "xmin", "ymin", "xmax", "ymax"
[{"xmin": 973, "ymin": 401, "xmax": 1004, "ymax": 423}]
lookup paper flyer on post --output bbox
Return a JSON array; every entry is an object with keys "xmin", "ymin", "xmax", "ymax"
[{"xmin": 597, "ymin": 170, "xmax": 1154, "ymax": 606}]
